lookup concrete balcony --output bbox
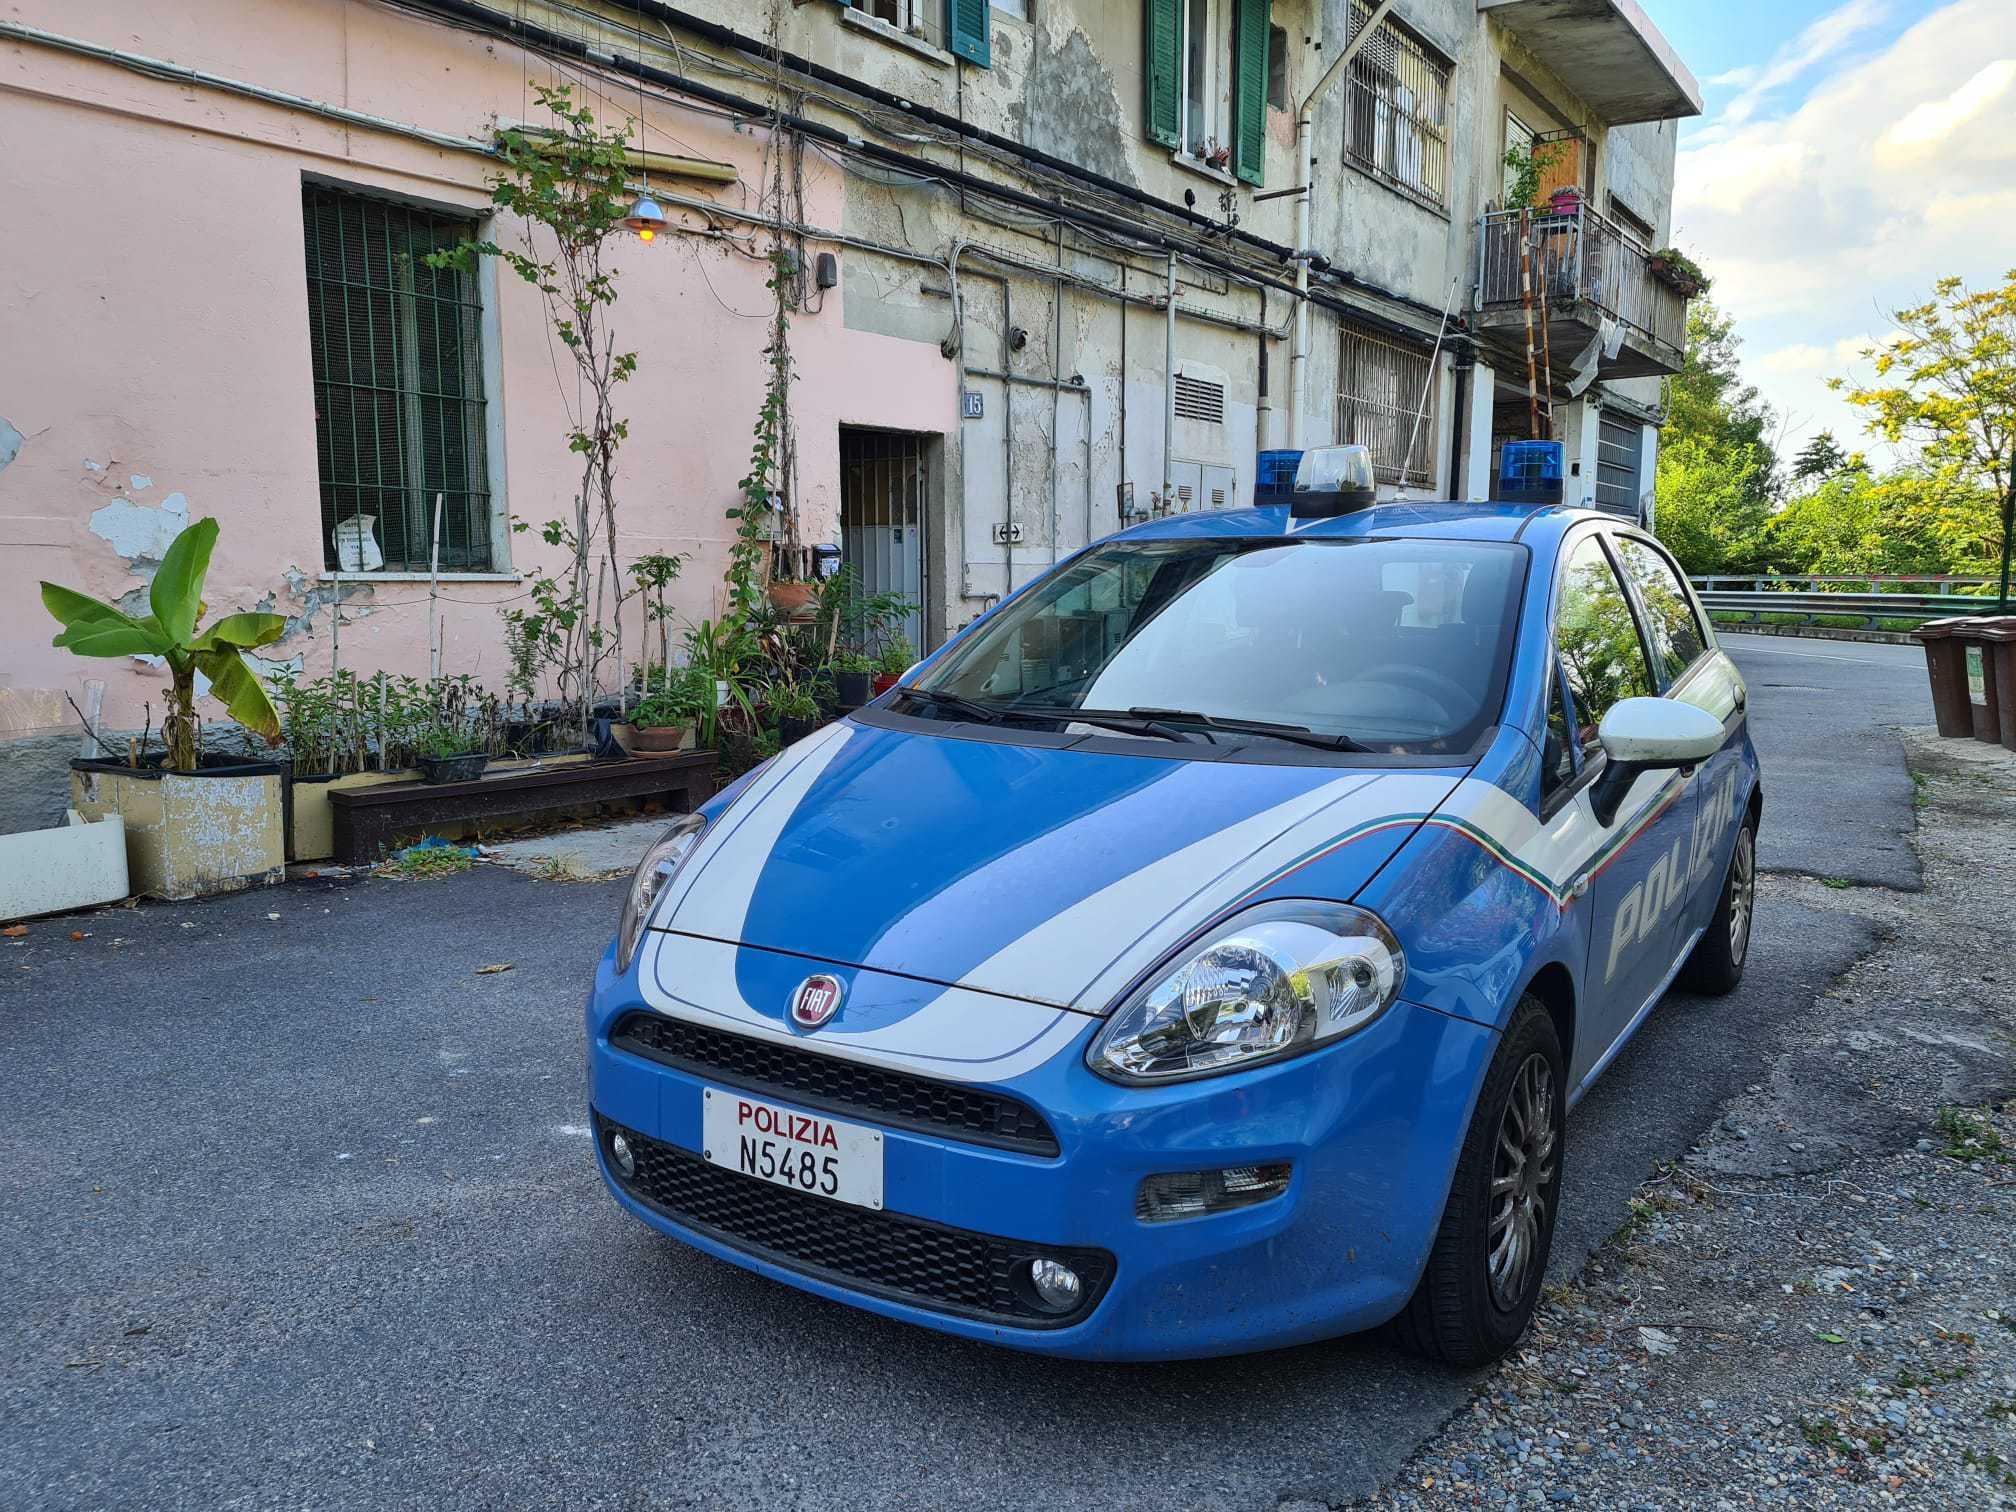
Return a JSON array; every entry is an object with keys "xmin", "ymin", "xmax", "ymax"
[
  {"xmin": 1478, "ymin": 0, "xmax": 1702, "ymax": 124},
  {"xmin": 1473, "ymin": 204, "xmax": 1687, "ymax": 381}
]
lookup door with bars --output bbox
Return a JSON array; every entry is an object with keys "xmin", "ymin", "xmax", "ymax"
[{"xmin": 839, "ymin": 428, "xmax": 928, "ymax": 651}]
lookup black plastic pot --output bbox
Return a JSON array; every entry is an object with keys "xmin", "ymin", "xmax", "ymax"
[
  {"xmin": 835, "ymin": 670, "xmax": 872, "ymax": 707},
  {"xmin": 416, "ymin": 752, "xmax": 491, "ymax": 785},
  {"xmin": 778, "ymin": 714, "xmax": 820, "ymax": 746}
]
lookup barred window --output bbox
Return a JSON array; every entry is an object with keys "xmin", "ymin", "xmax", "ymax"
[
  {"xmin": 1338, "ymin": 325, "xmax": 1437, "ymax": 489},
  {"xmin": 303, "ymin": 184, "xmax": 493, "ymax": 573},
  {"xmin": 1341, "ymin": 1, "xmax": 1451, "ymax": 211}
]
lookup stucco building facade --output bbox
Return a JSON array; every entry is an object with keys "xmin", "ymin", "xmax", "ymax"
[{"xmin": 0, "ymin": 0, "xmax": 1699, "ymax": 830}]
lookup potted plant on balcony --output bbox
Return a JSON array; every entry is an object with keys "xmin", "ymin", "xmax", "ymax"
[
  {"xmin": 1649, "ymin": 247, "xmax": 1710, "ymax": 298},
  {"xmin": 41, "ymin": 517, "xmax": 289, "ymax": 899}
]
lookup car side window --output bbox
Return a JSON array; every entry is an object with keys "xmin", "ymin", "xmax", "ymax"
[
  {"xmin": 1554, "ymin": 536, "xmax": 1655, "ymax": 761},
  {"xmin": 1613, "ymin": 537, "xmax": 1706, "ymax": 686}
]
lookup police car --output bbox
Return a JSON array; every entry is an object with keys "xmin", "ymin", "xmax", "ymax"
[{"xmin": 585, "ymin": 445, "xmax": 1760, "ymax": 1364}]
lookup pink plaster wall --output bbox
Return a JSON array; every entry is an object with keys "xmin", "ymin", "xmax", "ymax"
[{"xmin": 0, "ymin": 0, "xmax": 953, "ymax": 736}]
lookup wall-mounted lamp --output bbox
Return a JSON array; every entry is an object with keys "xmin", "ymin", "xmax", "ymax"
[{"xmin": 623, "ymin": 194, "xmax": 668, "ymax": 242}]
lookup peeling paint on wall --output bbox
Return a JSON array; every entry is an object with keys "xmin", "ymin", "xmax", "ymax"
[
  {"xmin": 0, "ymin": 416, "xmax": 21, "ymax": 476},
  {"xmin": 1019, "ymin": 26, "xmax": 1136, "ymax": 190},
  {"xmin": 88, "ymin": 488, "xmax": 189, "ymax": 573}
]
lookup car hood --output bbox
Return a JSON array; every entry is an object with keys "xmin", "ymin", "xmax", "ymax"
[{"xmin": 651, "ymin": 719, "xmax": 1462, "ymax": 1012}]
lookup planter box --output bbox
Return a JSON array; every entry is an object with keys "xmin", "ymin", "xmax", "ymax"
[
  {"xmin": 289, "ymin": 768, "xmax": 423, "ymax": 862},
  {"xmin": 631, "ymin": 723, "xmax": 697, "ymax": 753},
  {"xmin": 417, "ymin": 752, "xmax": 492, "ymax": 785},
  {"xmin": 70, "ymin": 757, "xmax": 284, "ymax": 900},
  {"xmin": 0, "ymin": 810, "xmax": 130, "ymax": 921}
]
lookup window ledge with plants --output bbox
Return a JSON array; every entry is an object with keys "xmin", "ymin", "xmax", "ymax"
[
  {"xmin": 320, "ymin": 571, "xmax": 523, "ymax": 584},
  {"xmin": 1169, "ymin": 151, "xmax": 1243, "ymax": 189}
]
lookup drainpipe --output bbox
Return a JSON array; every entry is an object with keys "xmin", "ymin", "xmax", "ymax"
[
  {"xmin": 1163, "ymin": 254, "xmax": 1178, "ymax": 514},
  {"xmin": 1448, "ymin": 337, "xmax": 1474, "ymax": 500},
  {"xmin": 1256, "ymin": 285, "xmax": 1271, "ymax": 461},
  {"xmin": 1288, "ymin": 0, "xmax": 1396, "ymax": 448}
]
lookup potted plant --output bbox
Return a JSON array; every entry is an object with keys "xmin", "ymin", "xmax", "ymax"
[
  {"xmin": 41, "ymin": 518, "xmax": 290, "ymax": 900},
  {"xmin": 631, "ymin": 666, "xmax": 710, "ymax": 753},
  {"xmin": 1648, "ymin": 247, "xmax": 1710, "ymax": 298},
  {"xmin": 833, "ymin": 651, "xmax": 877, "ymax": 709},
  {"xmin": 767, "ymin": 576, "xmax": 820, "ymax": 621},
  {"xmin": 413, "ymin": 725, "xmax": 491, "ymax": 785},
  {"xmin": 1547, "ymin": 185, "xmax": 1583, "ymax": 217},
  {"xmin": 872, "ymin": 636, "xmax": 917, "ymax": 696},
  {"xmin": 770, "ymin": 680, "xmax": 822, "ymax": 745}
]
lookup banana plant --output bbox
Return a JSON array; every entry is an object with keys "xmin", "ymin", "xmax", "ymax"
[{"xmin": 41, "ymin": 517, "xmax": 287, "ymax": 771}]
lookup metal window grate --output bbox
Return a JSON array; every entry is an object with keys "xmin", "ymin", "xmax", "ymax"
[
  {"xmin": 303, "ymin": 184, "xmax": 492, "ymax": 572},
  {"xmin": 1173, "ymin": 373, "xmax": 1226, "ymax": 424},
  {"xmin": 1595, "ymin": 415, "xmax": 1643, "ymax": 516},
  {"xmin": 1342, "ymin": 1, "xmax": 1451, "ymax": 211},
  {"xmin": 1338, "ymin": 325, "xmax": 1436, "ymax": 488}
]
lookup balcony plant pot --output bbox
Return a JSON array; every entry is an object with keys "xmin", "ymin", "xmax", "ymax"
[
  {"xmin": 777, "ymin": 713, "xmax": 821, "ymax": 746},
  {"xmin": 416, "ymin": 752, "xmax": 491, "ymax": 785},
  {"xmin": 0, "ymin": 810, "xmax": 130, "ymax": 921},
  {"xmin": 69, "ymin": 755, "xmax": 284, "ymax": 901},
  {"xmin": 835, "ymin": 669, "xmax": 873, "ymax": 707},
  {"xmin": 871, "ymin": 673, "xmax": 900, "ymax": 697},
  {"xmin": 632, "ymin": 721, "xmax": 697, "ymax": 754}
]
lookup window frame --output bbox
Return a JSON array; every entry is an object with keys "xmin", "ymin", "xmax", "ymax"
[
  {"xmin": 1337, "ymin": 323, "xmax": 1438, "ymax": 489},
  {"xmin": 1340, "ymin": 1, "xmax": 1452, "ymax": 213},
  {"xmin": 1540, "ymin": 526, "xmax": 1661, "ymax": 816},
  {"xmin": 1608, "ymin": 530, "xmax": 1712, "ymax": 692},
  {"xmin": 301, "ymin": 178, "xmax": 507, "ymax": 578}
]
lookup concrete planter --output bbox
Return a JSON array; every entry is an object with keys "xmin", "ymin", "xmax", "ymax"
[
  {"xmin": 69, "ymin": 757, "xmax": 284, "ymax": 901},
  {"xmin": 0, "ymin": 810, "xmax": 130, "ymax": 921}
]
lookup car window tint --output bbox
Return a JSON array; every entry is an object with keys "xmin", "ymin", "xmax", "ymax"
[
  {"xmin": 1542, "ymin": 669, "xmax": 1576, "ymax": 796},
  {"xmin": 1554, "ymin": 536, "xmax": 1654, "ymax": 759},
  {"xmin": 1614, "ymin": 537, "xmax": 1705, "ymax": 685},
  {"xmin": 917, "ymin": 538, "xmax": 1528, "ymax": 755}
]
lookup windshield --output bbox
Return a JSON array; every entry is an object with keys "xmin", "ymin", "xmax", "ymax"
[{"xmin": 913, "ymin": 537, "xmax": 1526, "ymax": 755}]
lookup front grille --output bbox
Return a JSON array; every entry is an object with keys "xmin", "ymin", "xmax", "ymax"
[
  {"xmin": 610, "ymin": 1010, "xmax": 1061, "ymax": 1156},
  {"xmin": 597, "ymin": 1117, "xmax": 1114, "ymax": 1328}
]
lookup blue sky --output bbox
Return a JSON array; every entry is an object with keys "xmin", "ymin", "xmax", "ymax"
[{"xmin": 1632, "ymin": 0, "xmax": 2014, "ymax": 458}]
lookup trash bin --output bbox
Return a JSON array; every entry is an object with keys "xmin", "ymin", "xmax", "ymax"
[
  {"xmin": 1948, "ymin": 617, "xmax": 2007, "ymax": 745},
  {"xmin": 1974, "ymin": 617, "xmax": 2016, "ymax": 753},
  {"xmin": 1912, "ymin": 617, "xmax": 1976, "ymax": 738}
]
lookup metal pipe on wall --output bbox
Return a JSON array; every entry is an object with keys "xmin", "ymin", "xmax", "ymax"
[{"xmin": 1163, "ymin": 255, "xmax": 1178, "ymax": 516}]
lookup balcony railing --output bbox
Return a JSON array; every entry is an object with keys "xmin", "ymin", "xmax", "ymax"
[{"xmin": 1477, "ymin": 204, "xmax": 1687, "ymax": 367}]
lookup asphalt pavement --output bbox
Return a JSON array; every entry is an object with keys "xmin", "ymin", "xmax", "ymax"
[{"xmin": 0, "ymin": 634, "xmax": 1931, "ymax": 1511}]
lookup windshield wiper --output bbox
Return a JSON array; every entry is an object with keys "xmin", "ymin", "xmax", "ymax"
[
  {"xmin": 1004, "ymin": 703, "xmax": 1210, "ymax": 743},
  {"xmin": 1120, "ymin": 707, "xmax": 1373, "ymax": 753},
  {"xmin": 899, "ymin": 687, "xmax": 1005, "ymax": 724}
]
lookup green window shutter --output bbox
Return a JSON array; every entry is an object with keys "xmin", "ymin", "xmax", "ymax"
[
  {"xmin": 947, "ymin": 0, "xmax": 989, "ymax": 66},
  {"xmin": 1233, "ymin": 0, "xmax": 1271, "ymax": 184},
  {"xmin": 1143, "ymin": 0, "xmax": 1181, "ymax": 148}
]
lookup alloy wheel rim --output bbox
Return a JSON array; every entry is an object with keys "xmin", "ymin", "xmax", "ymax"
[
  {"xmin": 1729, "ymin": 827, "xmax": 1755, "ymax": 963},
  {"xmin": 1487, "ymin": 1053, "xmax": 1557, "ymax": 1313}
]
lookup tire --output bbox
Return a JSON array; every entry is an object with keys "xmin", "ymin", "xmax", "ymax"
[
  {"xmin": 1677, "ymin": 816, "xmax": 1757, "ymax": 996},
  {"xmin": 1388, "ymin": 997, "xmax": 1565, "ymax": 1366}
]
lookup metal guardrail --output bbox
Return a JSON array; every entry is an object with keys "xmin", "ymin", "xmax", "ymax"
[{"xmin": 1690, "ymin": 575, "xmax": 2001, "ymax": 630}]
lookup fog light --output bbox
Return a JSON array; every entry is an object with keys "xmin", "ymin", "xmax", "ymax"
[
  {"xmin": 609, "ymin": 1132, "xmax": 636, "ymax": 1178},
  {"xmin": 1136, "ymin": 1162, "xmax": 1291, "ymax": 1222},
  {"xmin": 1028, "ymin": 1258, "xmax": 1083, "ymax": 1313}
]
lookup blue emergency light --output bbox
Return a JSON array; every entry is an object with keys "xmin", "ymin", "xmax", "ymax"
[
  {"xmin": 1496, "ymin": 440, "xmax": 1565, "ymax": 505},
  {"xmin": 1254, "ymin": 448, "xmax": 1303, "ymax": 506}
]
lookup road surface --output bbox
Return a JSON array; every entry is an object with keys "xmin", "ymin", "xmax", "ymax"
[{"xmin": 0, "ymin": 635, "xmax": 1930, "ymax": 1511}]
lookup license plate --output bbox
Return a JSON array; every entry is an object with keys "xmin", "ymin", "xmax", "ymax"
[{"xmin": 701, "ymin": 1087, "xmax": 884, "ymax": 1210}]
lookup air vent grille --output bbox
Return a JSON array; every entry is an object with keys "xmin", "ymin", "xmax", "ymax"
[{"xmin": 1173, "ymin": 374, "xmax": 1225, "ymax": 424}]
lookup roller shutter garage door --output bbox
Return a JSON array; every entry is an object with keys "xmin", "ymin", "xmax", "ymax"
[{"xmin": 1595, "ymin": 415, "xmax": 1644, "ymax": 522}]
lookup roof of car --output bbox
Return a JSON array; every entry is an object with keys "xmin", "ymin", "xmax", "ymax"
[{"xmin": 1111, "ymin": 502, "xmax": 1616, "ymax": 547}]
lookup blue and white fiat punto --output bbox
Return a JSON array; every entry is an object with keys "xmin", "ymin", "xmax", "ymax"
[{"xmin": 585, "ymin": 450, "xmax": 1761, "ymax": 1364}]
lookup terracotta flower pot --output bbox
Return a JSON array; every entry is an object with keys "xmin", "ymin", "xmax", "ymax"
[
  {"xmin": 632, "ymin": 723, "xmax": 696, "ymax": 753},
  {"xmin": 767, "ymin": 581, "xmax": 820, "ymax": 620}
]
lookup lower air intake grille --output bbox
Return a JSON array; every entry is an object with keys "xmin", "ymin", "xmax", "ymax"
[
  {"xmin": 609, "ymin": 1010, "xmax": 1060, "ymax": 1156},
  {"xmin": 596, "ymin": 1116, "xmax": 1114, "ymax": 1328}
]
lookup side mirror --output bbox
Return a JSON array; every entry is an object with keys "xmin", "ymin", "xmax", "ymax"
[{"xmin": 1588, "ymin": 697, "xmax": 1723, "ymax": 825}]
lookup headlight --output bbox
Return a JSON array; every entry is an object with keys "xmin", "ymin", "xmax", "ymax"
[
  {"xmin": 1088, "ymin": 901, "xmax": 1405, "ymax": 1084},
  {"xmin": 615, "ymin": 813, "xmax": 708, "ymax": 974}
]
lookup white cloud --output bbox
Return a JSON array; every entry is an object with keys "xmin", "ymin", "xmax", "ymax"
[
  {"xmin": 1706, "ymin": 0, "xmax": 1893, "ymax": 135},
  {"xmin": 1672, "ymin": 0, "xmax": 2016, "ymax": 454}
]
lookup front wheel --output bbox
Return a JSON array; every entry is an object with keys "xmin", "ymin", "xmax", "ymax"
[
  {"xmin": 1677, "ymin": 816, "xmax": 1757, "ymax": 995},
  {"xmin": 1388, "ymin": 997, "xmax": 1565, "ymax": 1366}
]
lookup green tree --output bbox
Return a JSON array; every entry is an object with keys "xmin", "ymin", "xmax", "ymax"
[
  {"xmin": 1791, "ymin": 431, "xmax": 1851, "ymax": 483},
  {"xmin": 1834, "ymin": 271, "xmax": 2016, "ymax": 603},
  {"xmin": 1654, "ymin": 297, "xmax": 1781, "ymax": 576},
  {"xmin": 1664, "ymin": 298, "xmax": 1778, "ymax": 486}
]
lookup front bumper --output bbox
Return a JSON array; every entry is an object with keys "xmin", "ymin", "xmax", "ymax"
[{"xmin": 587, "ymin": 937, "xmax": 1497, "ymax": 1361}]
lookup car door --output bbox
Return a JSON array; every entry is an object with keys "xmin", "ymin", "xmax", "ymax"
[
  {"xmin": 1610, "ymin": 532, "xmax": 1748, "ymax": 948},
  {"xmin": 1548, "ymin": 531, "xmax": 1698, "ymax": 1087}
]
